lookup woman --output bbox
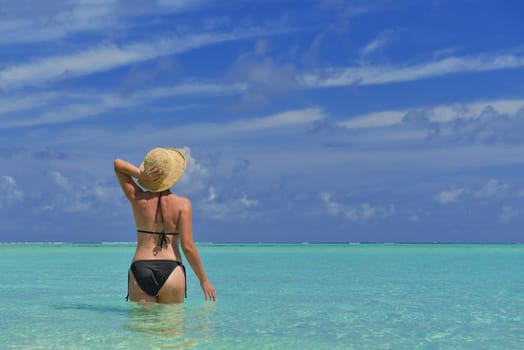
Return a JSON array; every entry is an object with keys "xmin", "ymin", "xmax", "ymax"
[{"xmin": 114, "ymin": 147, "xmax": 216, "ymax": 303}]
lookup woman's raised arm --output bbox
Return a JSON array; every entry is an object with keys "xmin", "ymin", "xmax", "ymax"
[{"xmin": 114, "ymin": 159, "xmax": 165, "ymax": 201}]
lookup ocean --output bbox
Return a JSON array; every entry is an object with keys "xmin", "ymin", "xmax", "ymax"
[{"xmin": 0, "ymin": 243, "xmax": 523, "ymax": 349}]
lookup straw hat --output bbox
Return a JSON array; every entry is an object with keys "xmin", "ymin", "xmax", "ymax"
[{"xmin": 138, "ymin": 148, "xmax": 186, "ymax": 192}]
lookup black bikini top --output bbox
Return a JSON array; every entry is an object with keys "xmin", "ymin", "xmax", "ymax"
[{"xmin": 136, "ymin": 192, "xmax": 179, "ymax": 248}]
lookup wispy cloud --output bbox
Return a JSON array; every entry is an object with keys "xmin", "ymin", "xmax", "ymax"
[
  {"xmin": 337, "ymin": 98, "xmax": 524, "ymax": 132},
  {"xmin": 177, "ymin": 146, "xmax": 210, "ymax": 195},
  {"xmin": 239, "ymin": 192, "xmax": 258, "ymax": 208},
  {"xmin": 138, "ymin": 83, "xmax": 246, "ymax": 100},
  {"xmin": 436, "ymin": 179, "xmax": 513, "ymax": 204},
  {"xmin": 435, "ymin": 188, "xmax": 466, "ymax": 204},
  {"xmin": 500, "ymin": 205, "xmax": 518, "ymax": 223},
  {"xmin": 301, "ymin": 53, "xmax": 524, "ymax": 87},
  {"xmin": 158, "ymin": 108, "xmax": 326, "ymax": 141},
  {"xmin": 0, "ymin": 0, "xmax": 211, "ymax": 45},
  {"xmin": 473, "ymin": 179, "xmax": 510, "ymax": 200},
  {"xmin": 0, "ymin": 95, "xmax": 126, "ymax": 128},
  {"xmin": 320, "ymin": 192, "xmax": 395, "ymax": 221},
  {"xmin": 201, "ymin": 193, "xmax": 260, "ymax": 220},
  {"xmin": 359, "ymin": 30, "xmax": 394, "ymax": 56},
  {"xmin": 42, "ymin": 171, "xmax": 122, "ymax": 214},
  {"xmin": 0, "ymin": 28, "xmax": 276, "ymax": 90},
  {"xmin": 0, "ymin": 175, "xmax": 24, "ymax": 209},
  {"xmin": 0, "ymin": 92, "xmax": 61, "ymax": 115},
  {"xmin": 225, "ymin": 39, "xmax": 299, "ymax": 107},
  {"xmin": 0, "ymin": 83, "xmax": 245, "ymax": 128},
  {"xmin": 0, "ymin": 7, "xmax": 112, "ymax": 44},
  {"xmin": 424, "ymin": 106, "xmax": 524, "ymax": 146},
  {"xmin": 50, "ymin": 171, "xmax": 71, "ymax": 191},
  {"xmin": 339, "ymin": 110, "xmax": 407, "ymax": 129},
  {"xmin": 222, "ymin": 108, "xmax": 324, "ymax": 132},
  {"xmin": 170, "ymin": 147, "xmax": 260, "ymax": 220}
]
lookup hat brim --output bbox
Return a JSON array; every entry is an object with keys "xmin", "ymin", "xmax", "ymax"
[{"xmin": 138, "ymin": 148, "xmax": 187, "ymax": 192}]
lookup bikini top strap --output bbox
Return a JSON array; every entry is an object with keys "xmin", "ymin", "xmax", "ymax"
[
  {"xmin": 155, "ymin": 192, "xmax": 164, "ymax": 224},
  {"xmin": 154, "ymin": 192, "xmax": 170, "ymax": 248}
]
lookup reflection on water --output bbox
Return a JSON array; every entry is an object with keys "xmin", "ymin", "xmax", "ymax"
[
  {"xmin": 126, "ymin": 303, "xmax": 186, "ymax": 337},
  {"xmin": 124, "ymin": 302, "xmax": 216, "ymax": 349}
]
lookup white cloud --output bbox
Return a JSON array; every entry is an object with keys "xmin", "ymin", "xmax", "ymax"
[
  {"xmin": 225, "ymin": 39, "xmax": 299, "ymax": 106},
  {"xmin": 301, "ymin": 53, "xmax": 524, "ymax": 88},
  {"xmin": 428, "ymin": 99, "xmax": 524, "ymax": 123},
  {"xmin": 515, "ymin": 189, "xmax": 524, "ymax": 198},
  {"xmin": 7, "ymin": 85, "xmax": 519, "ymax": 132},
  {"xmin": 0, "ymin": 29, "xmax": 274, "ymax": 90},
  {"xmin": 11, "ymin": 102, "xmax": 124, "ymax": 128},
  {"xmin": 177, "ymin": 147, "xmax": 209, "ymax": 194},
  {"xmin": 0, "ymin": 0, "xmax": 210, "ymax": 45},
  {"xmin": 0, "ymin": 83, "xmax": 245, "ymax": 128},
  {"xmin": 408, "ymin": 213, "xmax": 420, "ymax": 222},
  {"xmin": 201, "ymin": 193, "xmax": 259, "ymax": 220},
  {"xmin": 224, "ymin": 108, "xmax": 324, "ymax": 132},
  {"xmin": 170, "ymin": 148, "xmax": 261, "ymax": 219},
  {"xmin": 436, "ymin": 179, "xmax": 517, "ymax": 205},
  {"xmin": 1, "ymin": 43, "xmax": 156, "ymax": 89},
  {"xmin": 207, "ymin": 186, "xmax": 217, "ymax": 201},
  {"xmin": 240, "ymin": 192, "xmax": 258, "ymax": 208},
  {"xmin": 92, "ymin": 183, "xmax": 121, "ymax": 202},
  {"xmin": 0, "ymin": 175, "xmax": 24, "ymax": 208},
  {"xmin": 42, "ymin": 170, "xmax": 123, "ymax": 214},
  {"xmin": 153, "ymin": 0, "xmax": 207, "ymax": 10},
  {"xmin": 344, "ymin": 208, "xmax": 359, "ymax": 221},
  {"xmin": 473, "ymin": 179, "xmax": 509, "ymax": 200},
  {"xmin": 50, "ymin": 171, "xmax": 71, "ymax": 191},
  {"xmin": 67, "ymin": 183, "xmax": 123, "ymax": 213},
  {"xmin": 320, "ymin": 192, "xmax": 341, "ymax": 215},
  {"xmin": 320, "ymin": 192, "xmax": 394, "ymax": 221},
  {"xmin": 338, "ymin": 98, "xmax": 524, "ymax": 130},
  {"xmin": 436, "ymin": 188, "xmax": 466, "ymax": 204},
  {"xmin": 339, "ymin": 110, "xmax": 407, "ymax": 129},
  {"xmin": 500, "ymin": 205, "xmax": 518, "ymax": 223},
  {"xmin": 0, "ymin": 92, "xmax": 61, "ymax": 115},
  {"xmin": 145, "ymin": 108, "xmax": 325, "ymax": 143},
  {"xmin": 139, "ymin": 83, "xmax": 246, "ymax": 100},
  {"xmin": 360, "ymin": 30, "xmax": 393, "ymax": 55},
  {"xmin": 361, "ymin": 203, "xmax": 377, "ymax": 219},
  {"xmin": 0, "ymin": 12, "xmax": 107, "ymax": 45},
  {"xmin": 165, "ymin": 148, "xmax": 261, "ymax": 220}
]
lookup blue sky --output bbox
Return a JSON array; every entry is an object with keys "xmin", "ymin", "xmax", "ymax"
[{"xmin": 1, "ymin": 0, "xmax": 524, "ymax": 243}]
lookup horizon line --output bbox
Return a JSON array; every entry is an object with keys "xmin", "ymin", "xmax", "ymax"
[{"xmin": 1, "ymin": 241, "xmax": 522, "ymax": 245}]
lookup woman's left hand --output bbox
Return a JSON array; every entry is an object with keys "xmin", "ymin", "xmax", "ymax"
[{"xmin": 200, "ymin": 279, "xmax": 217, "ymax": 301}]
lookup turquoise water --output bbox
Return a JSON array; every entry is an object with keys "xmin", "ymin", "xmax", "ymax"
[{"xmin": 0, "ymin": 243, "xmax": 523, "ymax": 349}]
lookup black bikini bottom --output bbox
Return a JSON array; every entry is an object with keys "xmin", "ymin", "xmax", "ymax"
[{"xmin": 127, "ymin": 260, "xmax": 186, "ymax": 300}]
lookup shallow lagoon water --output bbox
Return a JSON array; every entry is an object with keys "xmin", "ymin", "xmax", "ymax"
[{"xmin": 1, "ymin": 243, "xmax": 523, "ymax": 349}]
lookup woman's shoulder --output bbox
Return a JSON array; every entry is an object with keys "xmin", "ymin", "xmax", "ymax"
[{"xmin": 171, "ymin": 193, "xmax": 191, "ymax": 207}]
